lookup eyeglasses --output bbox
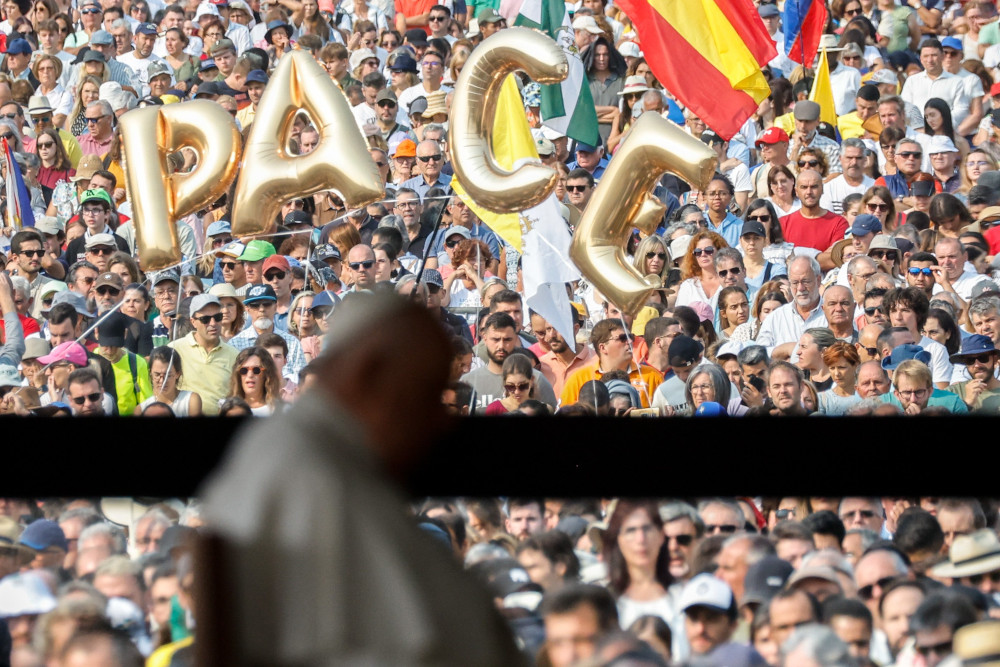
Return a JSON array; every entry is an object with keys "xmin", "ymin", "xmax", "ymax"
[
  {"xmin": 376, "ymin": 100, "xmax": 396, "ymax": 108},
  {"xmin": 718, "ymin": 267, "xmax": 742, "ymax": 277},
  {"xmin": 908, "ymin": 267, "xmax": 933, "ymax": 276},
  {"xmin": 943, "ymin": 50, "xmax": 961, "ymax": 58},
  {"xmin": 775, "ymin": 508, "xmax": 797, "ymax": 520},
  {"xmin": 862, "ymin": 346, "xmax": 878, "ymax": 357},
  {"xmin": 748, "ymin": 214, "xmax": 771, "ymax": 223},
  {"xmin": 81, "ymin": 7, "xmax": 101, "ymax": 13},
  {"xmin": 870, "ymin": 250, "xmax": 897, "ymax": 260},
  {"xmin": 417, "ymin": 153, "xmax": 442, "ymax": 162},
  {"xmin": 968, "ymin": 570, "xmax": 1000, "ymax": 585},
  {"xmin": 395, "ymin": 200, "xmax": 418, "ymax": 208},
  {"xmin": 897, "ymin": 151, "xmax": 922, "ymax": 159},
  {"xmin": 95, "ymin": 286, "xmax": 119, "ymax": 296},
  {"xmin": 0, "ymin": 113, "xmax": 16, "ymax": 120},
  {"xmin": 20, "ymin": 248, "xmax": 43, "ymax": 257},
  {"xmin": 797, "ymin": 160, "xmax": 820, "ymax": 168},
  {"xmin": 220, "ymin": 261, "xmax": 237, "ymax": 270},
  {"xmin": 264, "ymin": 270, "xmax": 286, "ymax": 280},
  {"xmin": 916, "ymin": 641, "xmax": 954, "ymax": 658},
  {"xmin": 349, "ymin": 260, "xmax": 374, "ymax": 270},
  {"xmin": 85, "ymin": 113, "xmax": 110, "ymax": 124},
  {"xmin": 212, "ymin": 236, "xmax": 234, "ymax": 246},
  {"xmin": 857, "ymin": 575, "xmax": 898, "ymax": 601},
  {"xmin": 705, "ymin": 524, "xmax": 738, "ymax": 534},
  {"xmin": 504, "ymin": 381, "xmax": 530, "ymax": 393},
  {"xmin": 604, "ymin": 332, "xmax": 630, "ymax": 345},
  {"xmin": 32, "ymin": 115, "xmax": 51, "ymax": 124},
  {"xmin": 194, "ymin": 312, "xmax": 224, "ymax": 324},
  {"xmin": 78, "ymin": 276, "xmax": 96, "ymax": 284},
  {"xmin": 428, "ymin": 14, "xmax": 448, "ymax": 21},
  {"xmin": 0, "ymin": 133, "xmax": 13, "ymax": 140},
  {"xmin": 645, "ymin": 251, "xmax": 666, "ymax": 260},
  {"xmin": 866, "ymin": 203, "xmax": 889, "ymax": 212},
  {"xmin": 841, "ymin": 509, "xmax": 877, "ymax": 521},
  {"xmin": 705, "ymin": 190, "xmax": 730, "ymax": 198},
  {"xmin": 565, "ymin": 184, "xmax": 589, "ymax": 192},
  {"xmin": 692, "ymin": 247, "xmax": 716, "ymax": 257},
  {"xmin": 667, "ymin": 534, "xmax": 694, "ymax": 546},
  {"xmin": 36, "ymin": 140, "xmax": 55, "ymax": 148},
  {"xmin": 71, "ymin": 392, "xmax": 103, "ymax": 405},
  {"xmin": 238, "ymin": 366, "xmax": 262, "ymax": 376},
  {"xmin": 87, "ymin": 247, "xmax": 114, "ymax": 255},
  {"xmin": 445, "ymin": 239, "xmax": 462, "ymax": 248},
  {"xmin": 246, "ymin": 302, "xmax": 273, "ymax": 311},
  {"xmin": 864, "ymin": 306, "xmax": 884, "ymax": 316},
  {"xmin": 844, "ymin": 7, "xmax": 861, "ymax": 15},
  {"xmin": 964, "ymin": 353, "xmax": 995, "ymax": 365},
  {"xmin": 421, "ymin": 60, "xmax": 442, "ymax": 68}
]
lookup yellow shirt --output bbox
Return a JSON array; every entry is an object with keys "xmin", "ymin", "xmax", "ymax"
[
  {"xmin": 236, "ymin": 104, "xmax": 255, "ymax": 129},
  {"xmin": 774, "ymin": 111, "xmax": 795, "ymax": 137},
  {"xmin": 837, "ymin": 111, "xmax": 865, "ymax": 140},
  {"xmin": 560, "ymin": 359, "xmax": 663, "ymax": 409},
  {"xmin": 169, "ymin": 332, "xmax": 238, "ymax": 416}
]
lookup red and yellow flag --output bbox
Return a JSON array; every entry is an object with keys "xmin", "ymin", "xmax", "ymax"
[{"xmin": 614, "ymin": 0, "xmax": 777, "ymax": 139}]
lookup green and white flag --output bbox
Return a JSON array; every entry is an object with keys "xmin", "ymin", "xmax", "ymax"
[{"xmin": 511, "ymin": 0, "xmax": 600, "ymax": 146}]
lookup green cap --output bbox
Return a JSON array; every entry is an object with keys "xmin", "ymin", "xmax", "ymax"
[
  {"xmin": 237, "ymin": 239, "xmax": 276, "ymax": 262},
  {"xmin": 79, "ymin": 188, "xmax": 114, "ymax": 209},
  {"xmin": 476, "ymin": 7, "xmax": 504, "ymax": 23}
]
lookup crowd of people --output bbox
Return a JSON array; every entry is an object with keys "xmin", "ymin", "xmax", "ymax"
[{"xmin": 1, "ymin": 495, "xmax": 999, "ymax": 666}]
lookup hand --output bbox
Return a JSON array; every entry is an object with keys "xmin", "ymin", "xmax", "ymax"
[
  {"xmin": 0, "ymin": 393, "xmax": 28, "ymax": 416},
  {"xmin": 965, "ymin": 378, "xmax": 987, "ymax": 405},
  {"xmin": 741, "ymin": 383, "xmax": 765, "ymax": 408},
  {"xmin": 347, "ymin": 31, "xmax": 362, "ymax": 50},
  {"xmin": 904, "ymin": 402, "xmax": 922, "ymax": 415},
  {"xmin": 930, "ymin": 265, "xmax": 954, "ymax": 290},
  {"xmin": 662, "ymin": 405, "xmax": 675, "ymax": 417},
  {"xmin": 886, "ymin": 499, "xmax": 912, "ymax": 533}
]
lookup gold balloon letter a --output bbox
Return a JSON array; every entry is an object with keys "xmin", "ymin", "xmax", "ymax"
[
  {"xmin": 231, "ymin": 51, "xmax": 384, "ymax": 237},
  {"xmin": 120, "ymin": 100, "xmax": 241, "ymax": 272},
  {"xmin": 570, "ymin": 113, "xmax": 717, "ymax": 316},
  {"xmin": 450, "ymin": 27, "xmax": 567, "ymax": 213}
]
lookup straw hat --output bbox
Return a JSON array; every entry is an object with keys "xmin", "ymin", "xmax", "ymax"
[
  {"xmin": 930, "ymin": 529, "xmax": 1000, "ymax": 578},
  {"xmin": 954, "ymin": 621, "xmax": 1000, "ymax": 667},
  {"xmin": 422, "ymin": 90, "xmax": 448, "ymax": 119}
]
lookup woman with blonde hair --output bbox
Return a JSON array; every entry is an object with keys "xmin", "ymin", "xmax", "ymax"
[
  {"xmin": 959, "ymin": 148, "xmax": 998, "ymax": 194},
  {"xmin": 675, "ymin": 230, "xmax": 728, "ymax": 308},
  {"xmin": 631, "ymin": 235, "xmax": 671, "ymax": 287},
  {"xmin": 64, "ymin": 74, "xmax": 102, "ymax": 135},
  {"xmin": 32, "ymin": 54, "xmax": 69, "ymax": 127}
]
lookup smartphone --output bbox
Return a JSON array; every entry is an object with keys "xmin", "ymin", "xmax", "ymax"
[
  {"xmin": 629, "ymin": 407, "xmax": 661, "ymax": 418},
  {"xmin": 748, "ymin": 375, "xmax": 766, "ymax": 392}
]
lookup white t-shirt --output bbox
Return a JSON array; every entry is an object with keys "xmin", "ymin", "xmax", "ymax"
[
  {"xmin": 919, "ymin": 335, "xmax": 954, "ymax": 385},
  {"xmin": 726, "ymin": 162, "xmax": 752, "ymax": 195},
  {"xmin": 820, "ymin": 174, "xmax": 875, "ymax": 214}
]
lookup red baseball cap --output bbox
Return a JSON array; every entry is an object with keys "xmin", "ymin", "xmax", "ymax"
[
  {"xmin": 755, "ymin": 127, "xmax": 790, "ymax": 147},
  {"xmin": 991, "ymin": 82, "xmax": 1000, "ymax": 98},
  {"xmin": 262, "ymin": 255, "xmax": 290, "ymax": 274}
]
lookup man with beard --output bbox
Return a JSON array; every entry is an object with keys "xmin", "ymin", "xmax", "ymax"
[
  {"xmin": 169, "ymin": 294, "xmax": 238, "ymax": 416},
  {"xmin": 538, "ymin": 308, "xmax": 594, "ymax": 396},
  {"xmin": 947, "ymin": 335, "xmax": 1000, "ymax": 411},
  {"xmin": 756, "ymin": 256, "xmax": 828, "ymax": 353},
  {"xmin": 228, "ymin": 285, "xmax": 306, "ymax": 380},
  {"xmin": 561, "ymin": 319, "xmax": 663, "ymax": 408},
  {"xmin": 461, "ymin": 313, "xmax": 557, "ymax": 411}
]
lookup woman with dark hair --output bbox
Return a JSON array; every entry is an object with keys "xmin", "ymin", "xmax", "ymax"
[
  {"xmin": 730, "ymin": 281, "xmax": 789, "ymax": 342},
  {"xmin": 627, "ymin": 615, "xmax": 672, "ymax": 664},
  {"xmin": 879, "ymin": 127, "xmax": 905, "ymax": 177},
  {"xmin": 861, "ymin": 185, "xmax": 899, "ymax": 233},
  {"xmin": 141, "ymin": 346, "xmax": 203, "ymax": 417},
  {"xmin": 228, "ymin": 346, "xmax": 282, "ymax": 416},
  {"xmin": 602, "ymin": 500, "xmax": 673, "ymax": 629},
  {"xmin": 34, "ymin": 127, "xmax": 73, "ymax": 204},
  {"xmin": 765, "ymin": 164, "xmax": 800, "ymax": 218},
  {"xmin": 917, "ymin": 98, "xmax": 970, "ymax": 172},
  {"xmin": 922, "ymin": 307, "xmax": 960, "ymax": 356},
  {"xmin": 583, "ymin": 36, "xmax": 627, "ymax": 143},
  {"xmin": 929, "ymin": 193, "xmax": 973, "ymax": 237},
  {"xmin": 163, "ymin": 27, "xmax": 199, "ymax": 89},
  {"xmin": 485, "ymin": 354, "xmax": 535, "ymax": 415}
]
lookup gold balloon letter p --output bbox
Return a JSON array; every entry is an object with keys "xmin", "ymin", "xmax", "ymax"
[
  {"xmin": 231, "ymin": 51, "xmax": 384, "ymax": 238},
  {"xmin": 570, "ymin": 113, "xmax": 718, "ymax": 316},
  {"xmin": 450, "ymin": 27, "xmax": 567, "ymax": 213},
  {"xmin": 120, "ymin": 100, "xmax": 241, "ymax": 272}
]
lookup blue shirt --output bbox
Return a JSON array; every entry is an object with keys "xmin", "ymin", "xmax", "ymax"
[
  {"xmin": 706, "ymin": 211, "xmax": 744, "ymax": 248},
  {"xmin": 567, "ymin": 157, "xmax": 608, "ymax": 181},
  {"xmin": 399, "ymin": 173, "xmax": 453, "ymax": 201}
]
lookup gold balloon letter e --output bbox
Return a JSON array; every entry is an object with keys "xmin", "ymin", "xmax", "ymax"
[
  {"xmin": 450, "ymin": 27, "xmax": 567, "ymax": 213},
  {"xmin": 231, "ymin": 51, "xmax": 385, "ymax": 238},
  {"xmin": 121, "ymin": 100, "xmax": 241, "ymax": 272},
  {"xmin": 570, "ymin": 113, "xmax": 717, "ymax": 316}
]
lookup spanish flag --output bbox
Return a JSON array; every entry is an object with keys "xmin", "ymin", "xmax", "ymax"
[{"xmin": 614, "ymin": 0, "xmax": 776, "ymax": 140}]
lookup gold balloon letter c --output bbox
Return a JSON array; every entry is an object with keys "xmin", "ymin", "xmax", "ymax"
[
  {"xmin": 570, "ymin": 113, "xmax": 718, "ymax": 316},
  {"xmin": 450, "ymin": 27, "xmax": 567, "ymax": 213}
]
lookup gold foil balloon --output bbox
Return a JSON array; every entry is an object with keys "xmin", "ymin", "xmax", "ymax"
[
  {"xmin": 231, "ymin": 51, "xmax": 384, "ymax": 237},
  {"xmin": 120, "ymin": 100, "xmax": 241, "ymax": 271},
  {"xmin": 570, "ymin": 113, "xmax": 717, "ymax": 316},
  {"xmin": 449, "ymin": 27, "xmax": 567, "ymax": 213}
]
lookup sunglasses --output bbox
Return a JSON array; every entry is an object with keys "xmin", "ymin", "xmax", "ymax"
[
  {"xmin": 220, "ymin": 261, "xmax": 238, "ymax": 270},
  {"xmin": 565, "ymin": 184, "xmax": 589, "ymax": 192},
  {"xmin": 32, "ymin": 115, "xmax": 51, "ymax": 124},
  {"xmin": 870, "ymin": 250, "xmax": 896, "ymax": 260},
  {"xmin": 445, "ymin": 239, "xmax": 462, "ymax": 248},
  {"xmin": 858, "ymin": 575, "xmax": 898, "ymax": 601},
  {"xmin": 85, "ymin": 114, "xmax": 109, "ymax": 123},
  {"xmin": 775, "ymin": 509, "xmax": 796, "ymax": 520},
  {"xmin": 212, "ymin": 237, "xmax": 234, "ymax": 246},
  {"xmin": 693, "ymin": 247, "xmax": 716, "ymax": 257},
  {"xmin": 748, "ymin": 214, "xmax": 771, "ymax": 223},
  {"xmin": 797, "ymin": 159, "xmax": 820, "ymax": 168},
  {"xmin": 968, "ymin": 570, "xmax": 1000, "ymax": 585},
  {"xmin": 864, "ymin": 306, "xmax": 884, "ymax": 316},
  {"xmin": 376, "ymin": 100, "xmax": 396, "ymax": 108},
  {"xmin": 417, "ymin": 154, "xmax": 442, "ymax": 162},
  {"xmin": 36, "ymin": 141, "xmax": 55, "ymax": 148},
  {"xmin": 95, "ymin": 286, "xmax": 120, "ymax": 296},
  {"xmin": 427, "ymin": 284, "xmax": 441, "ymax": 294},
  {"xmin": 428, "ymin": 14, "xmax": 447, "ymax": 21},
  {"xmin": 862, "ymin": 345, "xmax": 878, "ymax": 357},
  {"xmin": 908, "ymin": 267, "xmax": 933, "ymax": 276},
  {"xmin": 645, "ymin": 251, "xmax": 666, "ymax": 260},
  {"xmin": 81, "ymin": 7, "xmax": 101, "ymax": 13},
  {"xmin": 963, "ymin": 353, "xmax": 995, "ymax": 365},
  {"xmin": 194, "ymin": 312, "xmax": 224, "ymax": 324},
  {"xmin": 264, "ymin": 270, "xmax": 286, "ymax": 280},
  {"xmin": 897, "ymin": 151, "xmax": 922, "ymax": 159},
  {"xmin": 88, "ymin": 247, "xmax": 115, "ymax": 255},
  {"xmin": 718, "ymin": 267, "xmax": 742, "ymax": 277},
  {"xmin": 504, "ymin": 381, "xmax": 530, "ymax": 393},
  {"xmin": 667, "ymin": 534, "xmax": 694, "ymax": 546},
  {"xmin": 71, "ymin": 392, "xmax": 102, "ymax": 405},
  {"xmin": 867, "ymin": 203, "xmax": 889, "ymax": 211},
  {"xmin": 239, "ymin": 366, "xmax": 262, "ymax": 376},
  {"xmin": 349, "ymin": 260, "xmax": 374, "ymax": 270},
  {"xmin": 705, "ymin": 524, "xmax": 738, "ymax": 534},
  {"xmin": 20, "ymin": 248, "xmax": 44, "ymax": 257},
  {"xmin": 605, "ymin": 333, "xmax": 630, "ymax": 345},
  {"xmin": 842, "ymin": 509, "xmax": 876, "ymax": 520}
]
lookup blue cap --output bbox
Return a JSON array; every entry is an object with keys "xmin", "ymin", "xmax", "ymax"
[
  {"xmin": 206, "ymin": 220, "xmax": 231, "ymax": 236},
  {"xmin": 941, "ymin": 36, "xmax": 963, "ymax": 52},
  {"xmin": 850, "ymin": 213, "xmax": 882, "ymax": 237},
  {"xmin": 758, "ymin": 4, "xmax": 779, "ymax": 18},
  {"xmin": 90, "ymin": 29, "xmax": 113, "ymax": 46},
  {"xmin": 315, "ymin": 243, "xmax": 341, "ymax": 261},
  {"xmin": 311, "ymin": 290, "xmax": 341, "ymax": 310},
  {"xmin": 390, "ymin": 53, "xmax": 418, "ymax": 72},
  {"xmin": 421, "ymin": 269, "xmax": 444, "ymax": 288},
  {"xmin": 136, "ymin": 22, "xmax": 158, "ymax": 35},
  {"xmin": 245, "ymin": 69, "xmax": 268, "ymax": 85},
  {"xmin": 243, "ymin": 284, "xmax": 277, "ymax": 304},
  {"xmin": 575, "ymin": 143, "xmax": 598, "ymax": 153},
  {"xmin": 881, "ymin": 343, "xmax": 931, "ymax": 370},
  {"xmin": 199, "ymin": 59, "xmax": 218, "ymax": 72},
  {"xmin": 950, "ymin": 334, "xmax": 998, "ymax": 363},
  {"xmin": 694, "ymin": 401, "xmax": 728, "ymax": 417},
  {"xmin": 6, "ymin": 38, "xmax": 32, "ymax": 55},
  {"xmin": 19, "ymin": 520, "xmax": 68, "ymax": 551}
]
